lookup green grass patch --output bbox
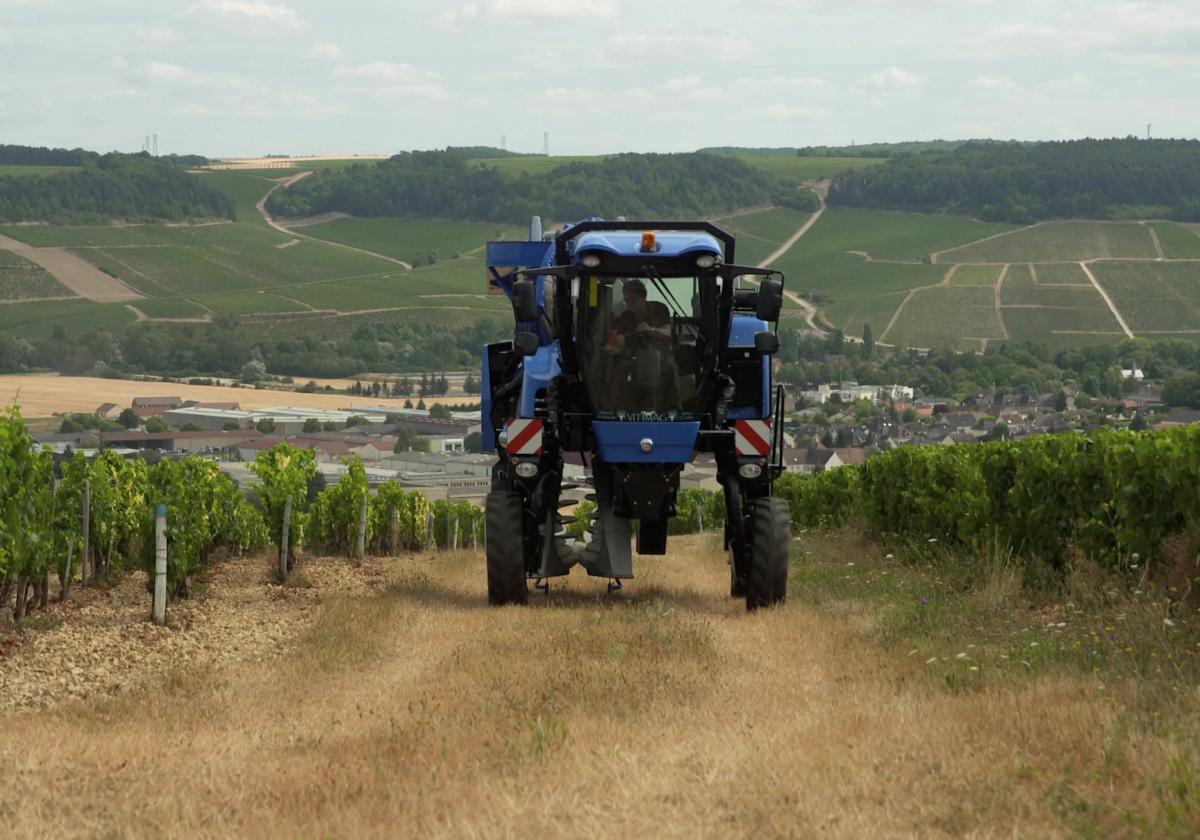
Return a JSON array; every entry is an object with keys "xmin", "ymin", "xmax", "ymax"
[
  {"xmin": 192, "ymin": 290, "xmax": 310, "ymax": 315},
  {"xmin": 717, "ymin": 206, "xmax": 810, "ymax": 265},
  {"xmin": 0, "ymin": 299, "xmax": 136, "ymax": 337},
  {"xmin": 939, "ymin": 221, "xmax": 1158, "ymax": 263},
  {"xmin": 129, "ymin": 297, "xmax": 208, "ymax": 318},
  {"xmin": 794, "ymin": 527, "xmax": 1200, "ymax": 704},
  {"xmin": 1150, "ymin": 222, "xmax": 1200, "ymax": 259},
  {"xmin": 950, "ymin": 264, "xmax": 1002, "ymax": 286},
  {"xmin": 822, "ymin": 291, "xmax": 909, "ymax": 340},
  {"xmin": 795, "ymin": 208, "xmax": 1013, "ymax": 263},
  {"xmin": 735, "ymin": 154, "xmax": 886, "ymax": 182},
  {"xmin": 288, "ymin": 259, "xmax": 508, "ymax": 312},
  {"xmin": 298, "ymin": 217, "xmax": 524, "ymax": 263},
  {"xmin": 1031, "ymin": 262, "xmax": 1089, "ymax": 285},
  {"xmin": 997, "ymin": 264, "xmax": 1121, "ymax": 342},
  {"xmin": 0, "ymin": 165, "xmax": 79, "ymax": 177},
  {"xmin": 194, "ymin": 171, "xmax": 277, "ymax": 229},
  {"xmin": 886, "ymin": 286, "xmax": 1004, "ymax": 349},
  {"xmin": 0, "ymin": 224, "xmax": 192, "ymax": 247},
  {"xmin": 1090, "ymin": 262, "xmax": 1200, "ymax": 333}
]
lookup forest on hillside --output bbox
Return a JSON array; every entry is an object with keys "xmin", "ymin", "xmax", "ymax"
[
  {"xmin": 265, "ymin": 151, "xmax": 816, "ymax": 222},
  {"xmin": 827, "ymin": 138, "xmax": 1200, "ymax": 222},
  {"xmin": 0, "ymin": 148, "xmax": 226, "ymax": 224}
]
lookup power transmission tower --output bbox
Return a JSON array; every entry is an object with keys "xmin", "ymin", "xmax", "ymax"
[
  {"xmin": 143, "ymin": 135, "xmax": 150, "ymax": 153},
  {"xmin": 501, "ymin": 134, "xmax": 506, "ymax": 151},
  {"xmin": 1146, "ymin": 122, "xmax": 1152, "ymax": 140},
  {"xmin": 543, "ymin": 131, "xmax": 549, "ymax": 156},
  {"xmin": 152, "ymin": 134, "xmax": 158, "ymax": 156}
]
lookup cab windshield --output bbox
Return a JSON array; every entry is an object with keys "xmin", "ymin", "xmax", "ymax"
[{"xmin": 577, "ymin": 275, "xmax": 706, "ymax": 420}]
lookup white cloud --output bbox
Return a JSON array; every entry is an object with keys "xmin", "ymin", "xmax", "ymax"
[
  {"xmin": 968, "ymin": 74, "xmax": 1020, "ymax": 94},
  {"xmin": 491, "ymin": 0, "xmax": 618, "ymax": 16},
  {"xmin": 110, "ymin": 54, "xmax": 128, "ymax": 69},
  {"xmin": 441, "ymin": 0, "xmax": 616, "ymax": 28},
  {"xmin": 662, "ymin": 75, "xmax": 701, "ymax": 92},
  {"xmin": 862, "ymin": 66, "xmax": 920, "ymax": 91},
  {"xmin": 334, "ymin": 61, "xmax": 439, "ymax": 83},
  {"xmin": 608, "ymin": 31, "xmax": 752, "ymax": 61},
  {"xmin": 0, "ymin": 24, "xmax": 13, "ymax": 45},
  {"xmin": 279, "ymin": 92, "xmax": 345, "ymax": 115},
  {"xmin": 143, "ymin": 61, "xmax": 190, "ymax": 82},
  {"xmin": 183, "ymin": 1, "xmax": 304, "ymax": 32},
  {"xmin": 307, "ymin": 42, "xmax": 341, "ymax": 60},
  {"xmin": 176, "ymin": 103, "xmax": 215, "ymax": 116},
  {"xmin": 137, "ymin": 27, "xmax": 178, "ymax": 43},
  {"xmin": 334, "ymin": 62, "xmax": 446, "ymax": 99},
  {"xmin": 763, "ymin": 103, "xmax": 827, "ymax": 121}
]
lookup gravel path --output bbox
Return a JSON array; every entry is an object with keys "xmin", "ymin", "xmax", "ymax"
[{"xmin": 0, "ymin": 552, "xmax": 393, "ymax": 711}]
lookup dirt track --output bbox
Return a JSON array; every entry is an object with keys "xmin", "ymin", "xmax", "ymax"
[
  {"xmin": 0, "ymin": 536, "xmax": 1168, "ymax": 838},
  {"xmin": 0, "ymin": 233, "xmax": 143, "ymax": 303}
]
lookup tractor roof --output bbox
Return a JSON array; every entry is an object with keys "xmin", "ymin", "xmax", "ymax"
[{"xmin": 571, "ymin": 230, "xmax": 723, "ymax": 261}]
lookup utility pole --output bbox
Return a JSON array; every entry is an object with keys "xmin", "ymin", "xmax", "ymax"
[{"xmin": 543, "ymin": 131, "xmax": 549, "ymax": 156}]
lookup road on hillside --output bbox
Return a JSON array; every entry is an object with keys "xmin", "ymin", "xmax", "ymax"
[
  {"xmin": 255, "ymin": 172, "xmax": 414, "ymax": 270},
  {"xmin": 0, "ymin": 534, "xmax": 1112, "ymax": 837},
  {"xmin": 756, "ymin": 182, "xmax": 828, "ymax": 333}
]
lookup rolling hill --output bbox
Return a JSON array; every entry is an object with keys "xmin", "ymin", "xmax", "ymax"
[{"xmin": 2, "ymin": 147, "xmax": 1200, "ymax": 374}]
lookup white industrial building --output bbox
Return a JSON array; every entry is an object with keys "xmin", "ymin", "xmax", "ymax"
[{"xmin": 801, "ymin": 383, "xmax": 915, "ymax": 405}]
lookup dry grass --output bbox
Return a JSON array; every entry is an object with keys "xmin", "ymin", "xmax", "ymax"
[{"xmin": 1, "ymin": 537, "xmax": 1198, "ymax": 837}]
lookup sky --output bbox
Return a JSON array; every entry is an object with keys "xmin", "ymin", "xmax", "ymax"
[{"xmin": 1, "ymin": 0, "xmax": 1197, "ymax": 157}]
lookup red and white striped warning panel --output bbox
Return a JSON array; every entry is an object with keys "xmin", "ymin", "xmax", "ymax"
[
  {"xmin": 734, "ymin": 419, "xmax": 771, "ymax": 456},
  {"xmin": 506, "ymin": 418, "xmax": 543, "ymax": 455}
]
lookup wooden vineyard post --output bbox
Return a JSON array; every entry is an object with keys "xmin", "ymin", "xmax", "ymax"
[
  {"xmin": 60, "ymin": 538, "xmax": 73, "ymax": 601},
  {"xmin": 355, "ymin": 495, "xmax": 368, "ymax": 560},
  {"xmin": 388, "ymin": 506, "xmax": 399, "ymax": 554},
  {"xmin": 425, "ymin": 512, "xmax": 434, "ymax": 550},
  {"xmin": 452, "ymin": 512, "xmax": 459, "ymax": 551},
  {"xmin": 472, "ymin": 520, "xmax": 478, "ymax": 550},
  {"xmin": 152, "ymin": 504, "xmax": 167, "ymax": 626},
  {"xmin": 81, "ymin": 478, "xmax": 90, "ymax": 584},
  {"xmin": 280, "ymin": 494, "xmax": 293, "ymax": 580},
  {"xmin": 695, "ymin": 505, "xmax": 703, "ymax": 533}
]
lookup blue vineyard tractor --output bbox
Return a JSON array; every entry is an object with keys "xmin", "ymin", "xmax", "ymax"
[{"xmin": 481, "ymin": 217, "xmax": 789, "ymax": 610}]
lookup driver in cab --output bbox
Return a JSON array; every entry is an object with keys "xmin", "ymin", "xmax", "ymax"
[{"xmin": 607, "ymin": 279, "xmax": 670, "ymax": 352}]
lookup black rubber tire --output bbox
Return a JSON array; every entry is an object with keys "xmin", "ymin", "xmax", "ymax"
[
  {"xmin": 745, "ymin": 497, "xmax": 790, "ymax": 611},
  {"xmin": 486, "ymin": 490, "xmax": 528, "ymax": 606}
]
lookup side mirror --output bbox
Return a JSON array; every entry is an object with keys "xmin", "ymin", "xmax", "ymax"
[
  {"xmin": 512, "ymin": 279, "xmax": 539, "ymax": 322},
  {"xmin": 514, "ymin": 331, "xmax": 540, "ymax": 356},
  {"xmin": 754, "ymin": 331, "xmax": 780, "ymax": 356},
  {"xmin": 756, "ymin": 278, "xmax": 783, "ymax": 322}
]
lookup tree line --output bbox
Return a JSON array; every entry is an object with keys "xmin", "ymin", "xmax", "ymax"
[
  {"xmin": 0, "ymin": 150, "xmax": 229, "ymax": 224},
  {"xmin": 0, "ymin": 315, "xmax": 507, "ymax": 380},
  {"xmin": 264, "ymin": 150, "xmax": 816, "ymax": 223},
  {"xmin": 827, "ymin": 138, "xmax": 1200, "ymax": 222}
]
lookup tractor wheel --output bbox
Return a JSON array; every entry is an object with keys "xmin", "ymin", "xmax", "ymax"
[
  {"xmin": 745, "ymin": 497, "xmax": 790, "ymax": 611},
  {"xmin": 486, "ymin": 490, "xmax": 528, "ymax": 606}
]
